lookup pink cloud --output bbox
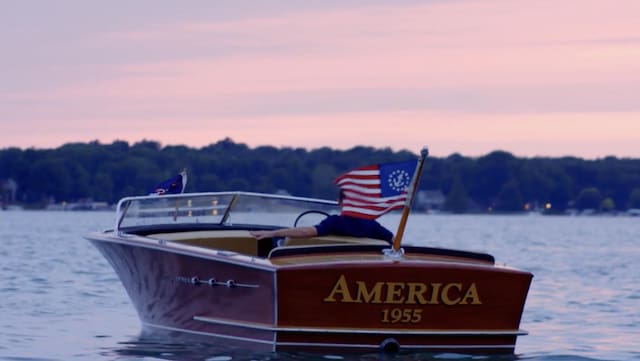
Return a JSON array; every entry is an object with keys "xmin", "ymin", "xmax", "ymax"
[{"xmin": 49, "ymin": 0, "xmax": 640, "ymax": 100}]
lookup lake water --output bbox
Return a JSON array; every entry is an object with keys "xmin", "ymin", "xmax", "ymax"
[{"xmin": 0, "ymin": 211, "xmax": 638, "ymax": 361}]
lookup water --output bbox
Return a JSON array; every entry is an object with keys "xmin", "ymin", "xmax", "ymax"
[{"xmin": 1, "ymin": 211, "xmax": 638, "ymax": 361}]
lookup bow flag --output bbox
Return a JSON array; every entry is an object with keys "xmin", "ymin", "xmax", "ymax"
[
  {"xmin": 148, "ymin": 170, "xmax": 187, "ymax": 195},
  {"xmin": 334, "ymin": 160, "xmax": 418, "ymax": 219}
]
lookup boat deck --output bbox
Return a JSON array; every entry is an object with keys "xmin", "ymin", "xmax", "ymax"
[{"xmin": 141, "ymin": 229, "xmax": 495, "ymax": 266}]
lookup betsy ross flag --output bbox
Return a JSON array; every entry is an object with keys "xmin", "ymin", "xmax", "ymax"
[
  {"xmin": 334, "ymin": 160, "xmax": 418, "ymax": 220},
  {"xmin": 148, "ymin": 170, "xmax": 187, "ymax": 195}
]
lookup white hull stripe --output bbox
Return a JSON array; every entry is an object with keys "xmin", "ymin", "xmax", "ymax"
[
  {"xmin": 145, "ymin": 322, "xmax": 515, "ymax": 351},
  {"xmin": 277, "ymin": 341, "xmax": 516, "ymax": 349},
  {"xmin": 193, "ymin": 316, "xmax": 528, "ymax": 336},
  {"xmin": 143, "ymin": 322, "xmax": 275, "ymax": 345}
]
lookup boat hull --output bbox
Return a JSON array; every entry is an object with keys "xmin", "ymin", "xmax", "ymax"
[
  {"xmin": 274, "ymin": 261, "xmax": 531, "ymax": 353},
  {"xmin": 88, "ymin": 232, "xmax": 532, "ymax": 354},
  {"xmin": 88, "ymin": 234, "xmax": 278, "ymax": 348}
]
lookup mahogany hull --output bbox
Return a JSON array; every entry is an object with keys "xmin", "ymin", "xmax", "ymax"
[
  {"xmin": 275, "ymin": 261, "xmax": 531, "ymax": 353},
  {"xmin": 88, "ymin": 233, "xmax": 532, "ymax": 354},
  {"xmin": 89, "ymin": 234, "xmax": 277, "ymax": 347}
]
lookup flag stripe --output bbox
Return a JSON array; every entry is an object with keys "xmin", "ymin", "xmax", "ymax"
[
  {"xmin": 339, "ymin": 184, "xmax": 382, "ymax": 195},
  {"xmin": 342, "ymin": 192, "xmax": 405, "ymax": 204},
  {"xmin": 335, "ymin": 178, "xmax": 380, "ymax": 186},
  {"xmin": 338, "ymin": 169, "xmax": 379, "ymax": 177},
  {"xmin": 341, "ymin": 204, "xmax": 404, "ymax": 217},
  {"xmin": 333, "ymin": 160, "xmax": 416, "ymax": 220},
  {"xmin": 342, "ymin": 202, "xmax": 405, "ymax": 213}
]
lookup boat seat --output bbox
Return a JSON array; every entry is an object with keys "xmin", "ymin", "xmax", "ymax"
[
  {"xmin": 146, "ymin": 231, "xmax": 389, "ymax": 258},
  {"xmin": 281, "ymin": 235, "xmax": 389, "ymax": 247},
  {"xmin": 147, "ymin": 230, "xmax": 272, "ymax": 256}
]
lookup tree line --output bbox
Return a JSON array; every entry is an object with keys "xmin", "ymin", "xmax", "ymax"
[{"xmin": 1, "ymin": 138, "xmax": 640, "ymax": 213}]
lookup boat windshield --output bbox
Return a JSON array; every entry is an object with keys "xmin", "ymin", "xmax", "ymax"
[{"xmin": 114, "ymin": 192, "xmax": 339, "ymax": 231}]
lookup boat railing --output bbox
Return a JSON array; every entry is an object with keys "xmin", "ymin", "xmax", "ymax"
[{"xmin": 114, "ymin": 191, "xmax": 338, "ymax": 232}]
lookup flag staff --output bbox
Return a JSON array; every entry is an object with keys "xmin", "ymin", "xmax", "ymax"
[
  {"xmin": 391, "ymin": 147, "xmax": 429, "ymax": 253},
  {"xmin": 173, "ymin": 169, "xmax": 187, "ymax": 221}
]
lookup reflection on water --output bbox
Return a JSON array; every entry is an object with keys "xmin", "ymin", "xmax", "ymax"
[{"xmin": 106, "ymin": 331, "xmax": 526, "ymax": 361}]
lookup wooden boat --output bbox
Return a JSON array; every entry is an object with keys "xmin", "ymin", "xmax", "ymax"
[{"xmin": 85, "ymin": 190, "xmax": 533, "ymax": 354}]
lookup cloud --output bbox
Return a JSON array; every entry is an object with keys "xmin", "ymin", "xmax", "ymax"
[
  {"xmin": 27, "ymin": 0, "xmax": 636, "ymax": 104},
  {"xmin": 2, "ymin": 0, "xmax": 640, "ymax": 157}
]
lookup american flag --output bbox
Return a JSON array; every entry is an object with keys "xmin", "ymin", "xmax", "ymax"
[{"xmin": 334, "ymin": 160, "xmax": 418, "ymax": 219}]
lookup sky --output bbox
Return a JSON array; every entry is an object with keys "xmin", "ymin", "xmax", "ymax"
[{"xmin": 2, "ymin": 0, "xmax": 640, "ymax": 158}]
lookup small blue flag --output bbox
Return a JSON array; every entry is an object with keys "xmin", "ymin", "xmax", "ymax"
[{"xmin": 148, "ymin": 170, "xmax": 187, "ymax": 195}]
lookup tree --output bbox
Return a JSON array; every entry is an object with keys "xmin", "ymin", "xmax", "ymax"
[
  {"xmin": 3, "ymin": 139, "xmax": 640, "ymax": 209},
  {"xmin": 575, "ymin": 187, "xmax": 602, "ymax": 210},
  {"xmin": 495, "ymin": 179, "xmax": 524, "ymax": 212},
  {"xmin": 517, "ymin": 161, "xmax": 553, "ymax": 206},
  {"xmin": 311, "ymin": 164, "xmax": 339, "ymax": 199},
  {"xmin": 92, "ymin": 172, "xmax": 114, "ymax": 202},
  {"xmin": 67, "ymin": 162, "xmax": 91, "ymax": 200},
  {"xmin": 443, "ymin": 175, "xmax": 468, "ymax": 213},
  {"xmin": 27, "ymin": 159, "xmax": 72, "ymax": 202},
  {"xmin": 469, "ymin": 150, "xmax": 517, "ymax": 209},
  {"xmin": 629, "ymin": 188, "xmax": 640, "ymax": 209},
  {"xmin": 600, "ymin": 197, "xmax": 615, "ymax": 212},
  {"xmin": 545, "ymin": 164, "xmax": 573, "ymax": 211}
]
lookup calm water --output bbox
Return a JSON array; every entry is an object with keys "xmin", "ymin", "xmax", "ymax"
[{"xmin": 0, "ymin": 211, "xmax": 638, "ymax": 361}]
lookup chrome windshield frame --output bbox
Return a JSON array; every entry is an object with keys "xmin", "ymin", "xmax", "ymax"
[{"xmin": 114, "ymin": 191, "xmax": 338, "ymax": 232}]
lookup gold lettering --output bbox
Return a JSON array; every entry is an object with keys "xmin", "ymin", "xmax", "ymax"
[
  {"xmin": 406, "ymin": 282, "xmax": 428, "ymax": 304},
  {"xmin": 441, "ymin": 283, "xmax": 462, "ymax": 305},
  {"xmin": 385, "ymin": 282, "xmax": 405, "ymax": 304},
  {"xmin": 355, "ymin": 281, "xmax": 383, "ymax": 303},
  {"xmin": 429, "ymin": 283, "xmax": 442, "ymax": 304},
  {"xmin": 459, "ymin": 283, "xmax": 482, "ymax": 305},
  {"xmin": 323, "ymin": 275, "xmax": 355, "ymax": 303},
  {"xmin": 323, "ymin": 276, "xmax": 481, "ymax": 307}
]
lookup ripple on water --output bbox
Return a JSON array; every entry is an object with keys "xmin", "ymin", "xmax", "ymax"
[{"xmin": 1, "ymin": 212, "xmax": 639, "ymax": 361}]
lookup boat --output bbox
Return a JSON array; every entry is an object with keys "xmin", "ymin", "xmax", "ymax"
[{"xmin": 85, "ymin": 152, "xmax": 533, "ymax": 354}]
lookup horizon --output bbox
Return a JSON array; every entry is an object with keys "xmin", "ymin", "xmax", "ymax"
[
  {"xmin": 2, "ymin": 137, "xmax": 638, "ymax": 161},
  {"xmin": 2, "ymin": 1, "xmax": 640, "ymax": 159}
]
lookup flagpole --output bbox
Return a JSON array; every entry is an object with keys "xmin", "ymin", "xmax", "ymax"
[
  {"xmin": 391, "ymin": 147, "xmax": 429, "ymax": 253},
  {"xmin": 173, "ymin": 169, "xmax": 187, "ymax": 221}
]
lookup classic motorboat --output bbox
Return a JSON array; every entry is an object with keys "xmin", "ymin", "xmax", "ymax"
[{"xmin": 85, "ymin": 190, "xmax": 533, "ymax": 354}]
